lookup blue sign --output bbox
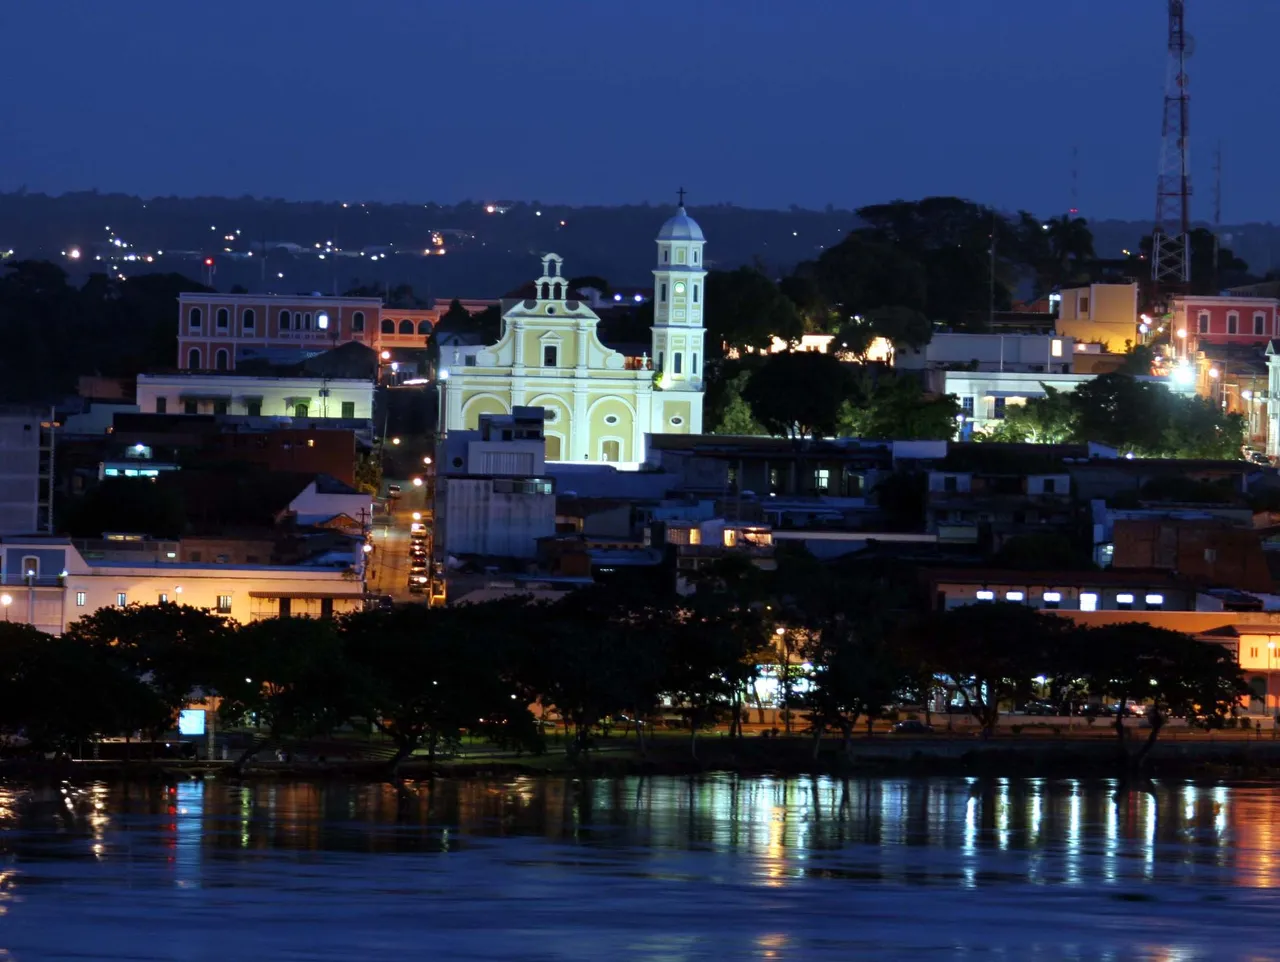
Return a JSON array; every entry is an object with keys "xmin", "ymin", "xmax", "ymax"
[{"xmin": 178, "ymin": 709, "xmax": 206, "ymax": 736}]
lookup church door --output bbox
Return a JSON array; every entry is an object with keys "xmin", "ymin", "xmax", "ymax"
[{"xmin": 545, "ymin": 434, "xmax": 562, "ymax": 461}]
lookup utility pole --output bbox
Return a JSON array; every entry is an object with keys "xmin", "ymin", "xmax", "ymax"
[
  {"xmin": 1212, "ymin": 141, "xmax": 1223, "ymax": 292},
  {"xmin": 1151, "ymin": 0, "xmax": 1192, "ymax": 305}
]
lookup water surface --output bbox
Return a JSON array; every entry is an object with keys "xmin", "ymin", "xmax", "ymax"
[{"xmin": 1, "ymin": 775, "xmax": 1278, "ymax": 960}]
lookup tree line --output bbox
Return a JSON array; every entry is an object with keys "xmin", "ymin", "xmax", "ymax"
[{"xmin": 0, "ymin": 557, "xmax": 1245, "ymax": 771}]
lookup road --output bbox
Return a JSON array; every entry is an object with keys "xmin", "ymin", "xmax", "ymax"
[{"xmin": 366, "ymin": 478, "xmax": 433, "ymax": 603}]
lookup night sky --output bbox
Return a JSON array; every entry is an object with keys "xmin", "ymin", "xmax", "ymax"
[{"xmin": 2, "ymin": 0, "xmax": 1275, "ymax": 218}]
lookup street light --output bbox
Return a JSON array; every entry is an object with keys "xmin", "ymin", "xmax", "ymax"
[
  {"xmin": 1209, "ymin": 368, "xmax": 1220, "ymax": 379},
  {"xmin": 423, "ymin": 456, "xmax": 433, "ymax": 466},
  {"xmin": 380, "ymin": 350, "xmax": 391, "ymax": 360},
  {"xmin": 412, "ymin": 477, "xmax": 424, "ymax": 487},
  {"xmin": 362, "ymin": 543, "xmax": 373, "ymax": 554},
  {"xmin": 0, "ymin": 594, "xmax": 10, "ymax": 621},
  {"xmin": 391, "ymin": 437, "xmax": 401, "ymax": 445}
]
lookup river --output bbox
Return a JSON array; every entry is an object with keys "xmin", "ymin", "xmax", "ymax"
[{"xmin": 0, "ymin": 775, "xmax": 1278, "ymax": 960}]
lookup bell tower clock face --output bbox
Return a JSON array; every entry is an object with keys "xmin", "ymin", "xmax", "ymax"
[{"xmin": 674, "ymin": 282, "xmax": 686, "ymax": 295}]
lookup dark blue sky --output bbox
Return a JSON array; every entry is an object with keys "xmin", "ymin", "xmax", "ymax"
[{"xmin": 1, "ymin": 0, "xmax": 1274, "ymax": 218}]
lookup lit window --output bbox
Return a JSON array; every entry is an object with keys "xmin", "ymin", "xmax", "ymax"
[
  {"xmin": 1117, "ymin": 593, "xmax": 1135, "ymax": 604},
  {"xmin": 158, "ymin": 593, "xmax": 168, "ymax": 604},
  {"xmin": 1006, "ymin": 591, "xmax": 1025, "ymax": 602},
  {"xmin": 1145, "ymin": 593, "xmax": 1165, "ymax": 606},
  {"xmin": 21, "ymin": 556, "xmax": 38, "ymax": 579},
  {"xmin": 116, "ymin": 592, "xmax": 127, "ymax": 607},
  {"xmin": 1080, "ymin": 592, "xmax": 1098, "ymax": 611},
  {"xmin": 976, "ymin": 590, "xmax": 995, "ymax": 601},
  {"xmin": 1043, "ymin": 591, "xmax": 1062, "ymax": 603},
  {"xmin": 1050, "ymin": 339, "xmax": 1063, "ymax": 358},
  {"xmin": 75, "ymin": 591, "xmax": 86, "ymax": 606},
  {"xmin": 216, "ymin": 594, "xmax": 232, "ymax": 614}
]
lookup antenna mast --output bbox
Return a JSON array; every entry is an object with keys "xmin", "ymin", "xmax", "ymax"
[{"xmin": 1152, "ymin": 0, "xmax": 1192, "ymax": 298}]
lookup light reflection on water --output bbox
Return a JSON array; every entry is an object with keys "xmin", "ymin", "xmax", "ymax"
[{"xmin": 0, "ymin": 775, "xmax": 1278, "ymax": 960}]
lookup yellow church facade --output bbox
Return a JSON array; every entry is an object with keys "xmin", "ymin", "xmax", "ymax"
[{"xmin": 441, "ymin": 206, "xmax": 707, "ymax": 462}]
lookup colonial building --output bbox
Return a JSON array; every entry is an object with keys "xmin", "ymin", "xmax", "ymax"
[
  {"xmin": 1175, "ymin": 294, "xmax": 1280, "ymax": 353},
  {"xmin": 136, "ymin": 372, "xmax": 373, "ymax": 421},
  {"xmin": 441, "ymin": 206, "xmax": 707, "ymax": 462}
]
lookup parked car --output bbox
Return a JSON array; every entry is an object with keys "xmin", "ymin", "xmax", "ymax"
[
  {"xmin": 387, "ymin": 484, "xmax": 402, "ymax": 499},
  {"xmin": 1021, "ymin": 701, "xmax": 1059, "ymax": 716},
  {"xmin": 891, "ymin": 720, "xmax": 934, "ymax": 734},
  {"xmin": 410, "ymin": 522, "xmax": 426, "ymax": 535}
]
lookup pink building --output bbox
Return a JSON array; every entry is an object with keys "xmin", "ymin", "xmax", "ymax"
[
  {"xmin": 1174, "ymin": 295, "xmax": 1280, "ymax": 353},
  {"xmin": 177, "ymin": 293, "xmax": 382, "ymax": 370}
]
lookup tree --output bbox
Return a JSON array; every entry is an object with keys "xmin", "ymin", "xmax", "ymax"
[
  {"xmin": 1069, "ymin": 373, "xmax": 1172, "ymax": 454},
  {"xmin": 703, "ymin": 267, "xmax": 804, "ymax": 358},
  {"xmin": 1075, "ymin": 623, "xmax": 1244, "ymax": 764},
  {"xmin": 711, "ymin": 369, "xmax": 766, "ymax": 435},
  {"xmin": 213, "ymin": 617, "xmax": 352, "ymax": 769},
  {"xmin": 798, "ymin": 234, "xmax": 928, "ymax": 320},
  {"xmin": 838, "ymin": 372, "xmax": 960, "ymax": 440},
  {"xmin": 340, "ymin": 604, "xmax": 537, "ymax": 770},
  {"xmin": 908, "ymin": 603, "xmax": 1070, "ymax": 736},
  {"xmin": 741, "ymin": 350, "xmax": 851, "ymax": 440},
  {"xmin": 805, "ymin": 615, "xmax": 906, "ymax": 757}
]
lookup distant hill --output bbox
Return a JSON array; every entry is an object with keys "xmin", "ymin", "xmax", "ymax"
[{"xmin": 1, "ymin": 191, "xmax": 1276, "ymax": 298}]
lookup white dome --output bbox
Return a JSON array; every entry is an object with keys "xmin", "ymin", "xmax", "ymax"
[{"xmin": 657, "ymin": 206, "xmax": 704, "ymax": 242}]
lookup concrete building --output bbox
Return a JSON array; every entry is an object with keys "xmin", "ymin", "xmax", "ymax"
[
  {"xmin": 136, "ymin": 373, "xmax": 373, "ymax": 422},
  {"xmin": 443, "ymin": 206, "xmax": 707, "ymax": 462},
  {"xmin": 0, "ymin": 537, "xmax": 365, "ymax": 634},
  {"xmin": 1054, "ymin": 282, "xmax": 1140, "ymax": 351},
  {"xmin": 1174, "ymin": 294, "xmax": 1280, "ymax": 354},
  {"xmin": 899, "ymin": 333, "xmax": 1074, "ymax": 374},
  {"xmin": 435, "ymin": 408, "xmax": 556, "ymax": 561},
  {"xmin": 0, "ymin": 410, "xmax": 53, "ymax": 536}
]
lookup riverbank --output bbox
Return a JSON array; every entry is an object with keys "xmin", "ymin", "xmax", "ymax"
[{"xmin": 10, "ymin": 732, "xmax": 1280, "ymax": 783}]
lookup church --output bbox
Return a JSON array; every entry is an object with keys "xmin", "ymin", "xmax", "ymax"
[{"xmin": 440, "ymin": 203, "xmax": 707, "ymax": 462}]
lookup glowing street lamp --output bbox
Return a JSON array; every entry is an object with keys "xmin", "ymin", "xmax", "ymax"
[
  {"xmin": 412, "ymin": 477, "xmax": 424, "ymax": 487},
  {"xmin": 422, "ymin": 456, "xmax": 433, "ymax": 466}
]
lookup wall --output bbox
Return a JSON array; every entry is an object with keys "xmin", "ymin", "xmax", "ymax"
[
  {"xmin": 137, "ymin": 374, "xmax": 373, "ymax": 420},
  {"xmin": 1177, "ymin": 296, "xmax": 1280, "ymax": 352},
  {"xmin": 289, "ymin": 481, "xmax": 372, "ymax": 526},
  {"xmin": 0, "ymin": 415, "xmax": 41, "ymax": 536},
  {"xmin": 441, "ymin": 478, "xmax": 555, "ymax": 558},
  {"xmin": 898, "ymin": 333, "xmax": 1072, "ymax": 373},
  {"xmin": 1055, "ymin": 283, "xmax": 1139, "ymax": 351},
  {"xmin": 1111, "ymin": 519, "xmax": 1273, "ymax": 592}
]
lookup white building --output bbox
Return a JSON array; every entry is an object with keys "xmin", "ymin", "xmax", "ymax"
[
  {"xmin": 443, "ymin": 204, "xmax": 706, "ymax": 463},
  {"xmin": 136, "ymin": 373, "xmax": 373, "ymax": 421},
  {"xmin": 435, "ymin": 408, "xmax": 555, "ymax": 561},
  {"xmin": 898, "ymin": 333, "xmax": 1074, "ymax": 374},
  {"xmin": 946, "ymin": 370, "xmax": 1185, "ymax": 437},
  {"xmin": 0, "ymin": 411, "xmax": 53, "ymax": 536},
  {"xmin": 0, "ymin": 537, "xmax": 365, "ymax": 634}
]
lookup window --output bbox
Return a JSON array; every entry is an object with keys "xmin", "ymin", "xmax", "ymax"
[
  {"xmin": 216, "ymin": 595, "xmax": 232, "ymax": 614},
  {"xmin": 814, "ymin": 468, "xmax": 830, "ymax": 492},
  {"xmin": 1006, "ymin": 591, "xmax": 1024, "ymax": 602},
  {"xmin": 663, "ymin": 249, "xmax": 669, "ymax": 263},
  {"xmin": 660, "ymin": 283, "xmax": 667, "ymax": 302},
  {"xmin": 158, "ymin": 593, "xmax": 168, "ymax": 604},
  {"xmin": 601, "ymin": 439, "xmax": 621, "ymax": 462},
  {"xmin": 604, "ymin": 414, "xmax": 619, "ymax": 425},
  {"xmin": 465, "ymin": 355, "xmax": 476, "ymax": 366},
  {"xmin": 1080, "ymin": 592, "xmax": 1098, "ymax": 612},
  {"xmin": 1117, "ymin": 592, "xmax": 1135, "ymax": 610},
  {"xmin": 21, "ymin": 557, "xmax": 38, "ymax": 579},
  {"xmin": 294, "ymin": 403, "xmax": 309, "ymax": 418},
  {"xmin": 188, "ymin": 307, "xmax": 202, "ymax": 330},
  {"xmin": 243, "ymin": 309, "xmax": 255, "ymax": 331},
  {"xmin": 1145, "ymin": 593, "xmax": 1165, "ymax": 607},
  {"xmin": 1256, "ymin": 313, "xmax": 1267, "ymax": 336},
  {"xmin": 976, "ymin": 590, "xmax": 995, "ymax": 601},
  {"xmin": 943, "ymin": 475, "xmax": 957, "ymax": 493},
  {"xmin": 961, "ymin": 396, "xmax": 974, "ymax": 416},
  {"xmin": 543, "ymin": 344, "xmax": 558, "ymax": 367},
  {"xmin": 692, "ymin": 353, "xmax": 699, "ymax": 374},
  {"xmin": 352, "ymin": 311, "xmax": 365, "ymax": 332},
  {"xmin": 543, "ymin": 408, "xmax": 558, "ymax": 422},
  {"xmin": 670, "ymin": 416, "xmax": 684, "ymax": 425},
  {"xmin": 418, "ymin": 320, "xmax": 431, "ymax": 334},
  {"xmin": 1228, "ymin": 312, "xmax": 1239, "ymax": 335},
  {"xmin": 676, "ymin": 249, "xmax": 686, "ymax": 265},
  {"xmin": 381, "ymin": 318, "xmax": 395, "ymax": 334},
  {"xmin": 1198, "ymin": 311, "xmax": 1209, "ymax": 334},
  {"xmin": 184, "ymin": 400, "xmax": 198, "ymax": 415},
  {"xmin": 116, "ymin": 592, "xmax": 127, "ymax": 607},
  {"xmin": 693, "ymin": 250, "xmax": 699, "ymax": 265},
  {"xmin": 1078, "ymin": 295, "xmax": 1089, "ymax": 315},
  {"xmin": 187, "ymin": 348, "xmax": 201, "ymax": 370},
  {"xmin": 657, "ymin": 351, "xmax": 664, "ymax": 371},
  {"xmin": 246, "ymin": 400, "xmax": 262, "ymax": 417},
  {"xmin": 993, "ymin": 397, "xmax": 1007, "ymax": 420},
  {"xmin": 216, "ymin": 307, "xmax": 229, "ymax": 329},
  {"xmin": 399, "ymin": 319, "xmax": 414, "ymax": 334},
  {"xmin": 156, "ymin": 397, "xmax": 167, "ymax": 414},
  {"xmin": 1051, "ymin": 338, "xmax": 1063, "ymax": 357},
  {"xmin": 280, "ymin": 310, "xmax": 291, "ymax": 331},
  {"xmin": 303, "ymin": 312, "xmax": 312, "ymax": 330},
  {"xmin": 1043, "ymin": 478, "xmax": 1056, "ymax": 494},
  {"xmin": 693, "ymin": 284, "xmax": 699, "ymax": 303},
  {"xmin": 213, "ymin": 399, "xmax": 228, "ymax": 415},
  {"xmin": 673, "ymin": 353, "xmax": 683, "ymax": 374},
  {"xmin": 1043, "ymin": 591, "xmax": 1062, "ymax": 610},
  {"xmin": 341, "ymin": 401, "xmax": 355, "ymax": 418},
  {"xmin": 75, "ymin": 591, "xmax": 86, "ymax": 607},
  {"xmin": 215, "ymin": 349, "xmax": 229, "ymax": 371}
]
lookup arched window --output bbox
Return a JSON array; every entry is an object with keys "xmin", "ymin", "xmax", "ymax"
[
  {"xmin": 294, "ymin": 402, "xmax": 309, "ymax": 418},
  {"xmin": 215, "ymin": 349, "xmax": 229, "ymax": 371},
  {"xmin": 540, "ymin": 282, "xmax": 550, "ymax": 299},
  {"xmin": 21, "ymin": 556, "xmax": 38, "ymax": 580},
  {"xmin": 280, "ymin": 310, "xmax": 291, "ymax": 331},
  {"xmin": 216, "ymin": 307, "xmax": 229, "ymax": 329},
  {"xmin": 243, "ymin": 309, "xmax": 255, "ymax": 330},
  {"xmin": 601, "ymin": 439, "xmax": 621, "ymax": 462},
  {"xmin": 352, "ymin": 311, "xmax": 365, "ymax": 332},
  {"xmin": 303, "ymin": 312, "xmax": 312, "ymax": 330},
  {"xmin": 381, "ymin": 318, "xmax": 395, "ymax": 334},
  {"xmin": 187, "ymin": 348, "xmax": 201, "ymax": 369},
  {"xmin": 418, "ymin": 320, "xmax": 432, "ymax": 334},
  {"xmin": 188, "ymin": 307, "xmax": 202, "ymax": 330},
  {"xmin": 398, "ymin": 319, "xmax": 414, "ymax": 334}
]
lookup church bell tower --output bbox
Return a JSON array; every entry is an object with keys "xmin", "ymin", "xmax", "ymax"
[{"xmin": 651, "ymin": 189, "xmax": 707, "ymax": 410}]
